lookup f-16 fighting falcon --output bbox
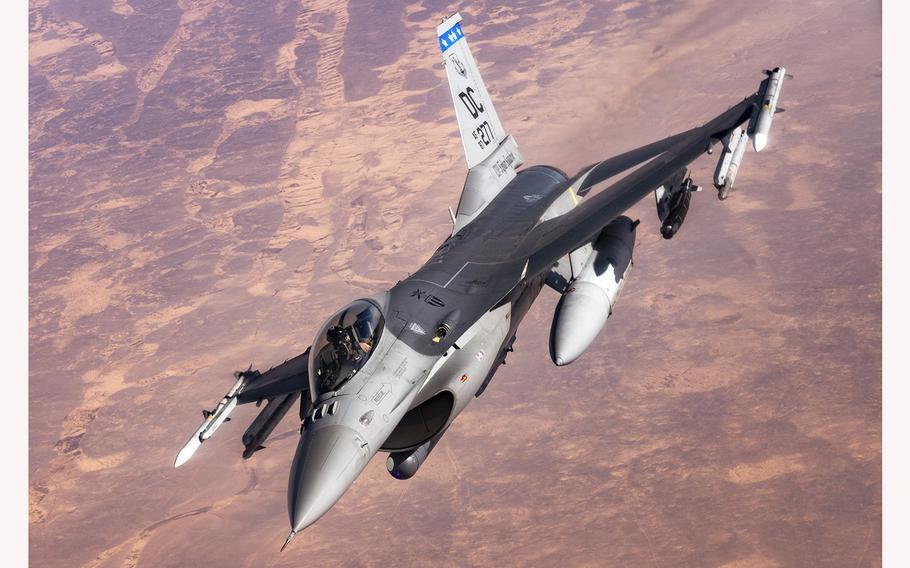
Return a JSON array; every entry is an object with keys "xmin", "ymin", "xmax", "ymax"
[{"xmin": 174, "ymin": 12, "xmax": 790, "ymax": 550}]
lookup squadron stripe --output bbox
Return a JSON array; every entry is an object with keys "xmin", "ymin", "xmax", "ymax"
[{"xmin": 438, "ymin": 22, "xmax": 464, "ymax": 52}]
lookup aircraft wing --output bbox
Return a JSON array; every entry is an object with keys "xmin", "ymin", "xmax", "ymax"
[
  {"xmin": 523, "ymin": 94, "xmax": 759, "ymax": 276},
  {"xmin": 236, "ymin": 348, "xmax": 311, "ymax": 405},
  {"xmin": 174, "ymin": 348, "xmax": 311, "ymax": 467}
]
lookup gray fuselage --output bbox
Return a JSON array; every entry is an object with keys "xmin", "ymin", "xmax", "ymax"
[{"xmin": 287, "ymin": 165, "xmax": 573, "ymax": 532}]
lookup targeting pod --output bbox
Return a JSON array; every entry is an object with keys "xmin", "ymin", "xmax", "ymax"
[
  {"xmin": 241, "ymin": 391, "xmax": 301, "ymax": 459},
  {"xmin": 387, "ymin": 427, "xmax": 448, "ymax": 480}
]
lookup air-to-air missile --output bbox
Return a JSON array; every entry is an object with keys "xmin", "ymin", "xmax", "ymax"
[
  {"xmin": 714, "ymin": 127, "xmax": 744, "ymax": 196},
  {"xmin": 714, "ymin": 127, "xmax": 750, "ymax": 200},
  {"xmin": 174, "ymin": 372, "xmax": 246, "ymax": 468},
  {"xmin": 749, "ymin": 67, "xmax": 791, "ymax": 152},
  {"xmin": 714, "ymin": 68, "xmax": 792, "ymax": 199}
]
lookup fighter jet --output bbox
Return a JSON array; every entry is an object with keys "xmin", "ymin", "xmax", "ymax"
[{"xmin": 174, "ymin": 12, "xmax": 790, "ymax": 549}]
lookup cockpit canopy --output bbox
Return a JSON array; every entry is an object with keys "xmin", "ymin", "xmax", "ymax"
[{"xmin": 308, "ymin": 299, "xmax": 384, "ymax": 401}]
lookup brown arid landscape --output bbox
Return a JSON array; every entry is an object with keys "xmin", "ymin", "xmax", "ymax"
[{"xmin": 29, "ymin": 0, "xmax": 881, "ymax": 566}]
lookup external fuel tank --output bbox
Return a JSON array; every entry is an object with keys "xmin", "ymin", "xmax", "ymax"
[{"xmin": 549, "ymin": 216, "xmax": 636, "ymax": 366}]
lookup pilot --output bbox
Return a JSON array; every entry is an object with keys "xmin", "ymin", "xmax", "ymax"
[
  {"xmin": 327, "ymin": 325, "xmax": 355, "ymax": 359},
  {"xmin": 352, "ymin": 316, "xmax": 376, "ymax": 355}
]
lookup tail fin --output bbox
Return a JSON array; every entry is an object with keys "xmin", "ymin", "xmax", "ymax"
[
  {"xmin": 437, "ymin": 13, "xmax": 509, "ymax": 169},
  {"xmin": 438, "ymin": 13, "xmax": 522, "ymax": 232}
]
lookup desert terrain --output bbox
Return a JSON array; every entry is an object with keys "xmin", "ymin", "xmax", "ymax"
[{"xmin": 29, "ymin": 0, "xmax": 881, "ymax": 566}]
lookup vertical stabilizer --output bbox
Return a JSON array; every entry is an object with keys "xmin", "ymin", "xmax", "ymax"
[
  {"xmin": 437, "ymin": 13, "xmax": 522, "ymax": 232},
  {"xmin": 437, "ymin": 13, "xmax": 509, "ymax": 168}
]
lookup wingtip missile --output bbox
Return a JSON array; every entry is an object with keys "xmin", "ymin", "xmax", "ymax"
[
  {"xmin": 174, "ymin": 435, "xmax": 202, "ymax": 468},
  {"xmin": 173, "ymin": 373, "xmax": 247, "ymax": 467},
  {"xmin": 750, "ymin": 66, "xmax": 787, "ymax": 152}
]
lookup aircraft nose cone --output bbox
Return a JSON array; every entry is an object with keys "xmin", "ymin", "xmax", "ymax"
[{"xmin": 287, "ymin": 424, "xmax": 369, "ymax": 534}]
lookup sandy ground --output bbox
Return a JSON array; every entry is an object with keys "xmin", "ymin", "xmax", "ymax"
[{"xmin": 29, "ymin": 1, "xmax": 880, "ymax": 566}]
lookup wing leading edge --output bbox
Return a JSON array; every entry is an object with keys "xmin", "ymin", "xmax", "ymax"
[{"xmin": 522, "ymin": 95, "xmax": 759, "ymax": 277}]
